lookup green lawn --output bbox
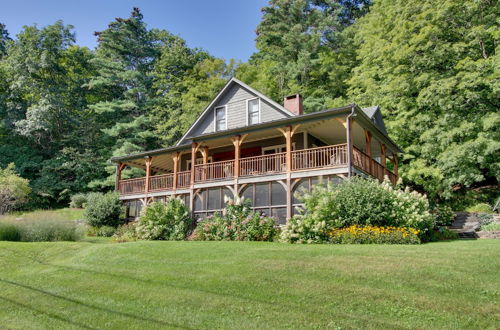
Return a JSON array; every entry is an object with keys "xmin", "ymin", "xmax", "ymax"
[{"xmin": 0, "ymin": 240, "xmax": 498, "ymax": 329}]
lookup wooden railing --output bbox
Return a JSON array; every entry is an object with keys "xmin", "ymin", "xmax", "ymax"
[
  {"xmin": 194, "ymin": 160, "xmax": 234, "ymax": 182},
  {"xmin": 177, "ymin": 171, "xmax": 191, "ymax": 188},
  {"xmin": 118, "ymin": 144, "xmax": 397, "ymax": 195},
  {"xmin": 149, "ymin": 173, "xmax": 174, "ymax": 192},
  {"xmin": 240, "ymin": 152, "xmax": 286, "ymax": 177},
  {"xmin": 353, "ymin": 147, "xmax": 397, "ymax": 184},
  {"xmin": 292, "ymin": 144, "xmax": 348, "ymax": 171},
  {"xmin": 119, "ymin": 177, "xmax": 146, "ymax": 195}
]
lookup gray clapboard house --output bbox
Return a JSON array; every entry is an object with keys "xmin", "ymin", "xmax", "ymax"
[{"xmin": 112, "ymin": 78, "xmax": 401, "ymax": 223}]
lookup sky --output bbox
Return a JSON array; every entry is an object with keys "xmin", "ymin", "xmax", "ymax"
[{"xmin": 0, "ymin": 0, "xmax": 269, "ymax": 61}]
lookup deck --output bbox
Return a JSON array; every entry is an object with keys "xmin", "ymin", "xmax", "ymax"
[{"xmin": 118, "ymin": 144, "xmax": 397, "ymax": 196}]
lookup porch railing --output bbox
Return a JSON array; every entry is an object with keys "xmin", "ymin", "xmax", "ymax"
[
  {"xmin": 118, "ymin": 143, "xmax": 397, "ymax": 195},
  {"xmin": 119, "ymin": 177, "xmax": 146, "ymax": 195},
  {"xmin": 149, "ymin": 173, "xmax": 174, "ymax": 192},
  {"xmin": 177, "ymin": 171, "xmax": 191, "ymax": 188},
  {"xmin": 194, "ymin": 160, "xmax": 234, "ymax": 182},
  {"xmin": 353, "ymin": 147, "xmax": 397, "ymax": 184},
  {"xmin": 240, "ymin": 152, "xmax": 286, "ymax": 177},
  {"xmin": 292, "ymin": 144, "xmax": 348, "ymax": 171}
]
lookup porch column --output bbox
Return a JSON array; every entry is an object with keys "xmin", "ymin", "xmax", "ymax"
[
  {"xmin": 364, "ymin": 129, "xmax": 372, "ymax": 175},
  {"xmin": 285, "ymin": 126, "xmax": 293, "ymax": 219},
  {"xmin": 393, "ymin": 154, "xmax": 398, "ymax": 178},
  {"xmin": 144, "ymin": 157, "xmax": 152, "ymax": 194},
  {"xmin": 115, "ymin": 163, "xmax": 125, "ymax": 192},
  {"xmin": 381, "ymin": 144, "xmax": 387, "ymax": 179},
  {"xmin": 172, "ymin": 152, "xmax": 180, "ymax": 190},
  {"xmin": 232, "ymin": 135, "xmax": 241, "ymax": 178},
  {"xmin": 346, "ymin": 117, "xmax": 353, "ymax": 178},
  {"xmin": 190, "ymin": 142, "xmax": 198, "ymax": 186}
]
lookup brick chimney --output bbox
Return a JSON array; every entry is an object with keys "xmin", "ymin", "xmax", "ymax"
[{"xmin": 283, "ymin": 94, "xmax": 303, "ymax": 116}]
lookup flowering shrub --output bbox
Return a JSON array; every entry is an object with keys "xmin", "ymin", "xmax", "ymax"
[
  {"xmin": 136, "ymin": 198, "xmax": 193, "ymax": 240},
  {"xmin": 280, "ymin": 177, "xmax": 435, "ymax": 243},
  {"xmin": 112, "ymin": 223, "xmax": 138, "ymax": 243},
  {"xmin": 194, "ymin": 197, "xmax": 277, "ymax": 241},
  {"xmin": 328, "ymin": 225, "xmax": 421, "ymax": 244},
  {"xmin": 431, "ymin": 205, "xmax": 455, "ymax": 226}
]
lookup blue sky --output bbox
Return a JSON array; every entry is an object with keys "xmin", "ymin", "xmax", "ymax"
[{"xmin": 1, "ymin": 0, "xmax": 269, "ymax": 61}]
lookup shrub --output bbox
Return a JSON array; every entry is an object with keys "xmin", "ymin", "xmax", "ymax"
[
  {"xmin": 328, "ymin": 225, "xmax": 421, "ymax": 244},
  {"xmin": 431, "ymin": 205, "xmax": 455, "ymax": 226},
  {"xmin": 84, "ymin": 192, "xmax": 123, "ymax": 228},
  {"xmin": 112, "ymin": 223, "xmax": 138, "ymax": 243},
  {"xmin": 0, "ymin": 163, "xmax": 31, "ymax": 215},
  {"xmin": 478, "ymin": 213, "xmax": 494, "ymax": 225},
  {"xmin": 0, "ymin": 222, "xmax": 22, "ymax": 241},
  {"xmin": 70, "ymin": 193, "xmax": 87, "ymax": 208},
  {"xmin": 466, "ymin": 203, "xmax": 493, "ymax": 214},
  {"xmin": 136, "ymin": 198, "xmax": 193, "ymax": 240},
  {"xmin": 480, "ymin": 222, "xmax": 500, "ymax": 231},
  {"xmin": 423, "ymin": 227, "xmax": 459, "ymax": 242},
  {"xmin": 194, "ymin": 197, "xmax": 277, "ymax": 241},
  {"xmin": 281, "ymin": 177, "xmax": 435, "ymax": 243},
  {"xmin": 87, "ymin": 225, "xmax": 116, "ymax": 237}
]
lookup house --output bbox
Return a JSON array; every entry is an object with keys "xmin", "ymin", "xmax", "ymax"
[{"xmin": 111, "ymin": 78, "xmax": 401, "ymax": 223}]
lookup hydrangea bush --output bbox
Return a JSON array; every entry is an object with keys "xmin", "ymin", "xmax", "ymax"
[
  {"xmin": 136, "ymin": 198, "xmax": 193, "ymax": 240},
  {"xmin": 281, "ymin": 177, "xmax": 435, "ymax": 244},
  {"xmin": 194, "ymin": 197, "xmax": 277, "ymax": 241}
]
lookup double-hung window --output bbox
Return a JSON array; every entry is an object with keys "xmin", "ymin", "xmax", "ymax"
[
  {"xmin": 247, "ymin": 98, "xmax": 260, "ymax": 125},
  {"xmin": 215, "ymin": 106, "xmax": 226, "ymax": 131}
]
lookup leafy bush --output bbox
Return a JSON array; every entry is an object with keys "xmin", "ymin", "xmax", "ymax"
[
  {"xmin": 328, "ymin": 225, "xmax": 421, "ymax": 244},
  {"xmin": 480, "ymin": 222, "xmax": 500, "ymax": 232},
  {"xmin": 0, "ymin": 220, "xmax": 83, "ymax": 242},
  {"xmin": 424, "ymin": 227, "xmax": 459, "ymax": 242},
  {"xmin": 0, "ymin": 223, "xmax": 22, "ymax": 241},
  {"xmin": 136, "ymin": 198, "xmax": 193, "ymax": 240},
  {"xmin": 466, "ymin": 203, "xmax": 493, "ymax": 214},
  {"xmin": 431, "ymin": 205, "xmax": 455, "ymax": 226},
  {"xmin": 112, "ymin": 223, "xmax": 138, "ymax": 243},
  {"xmin": 70, "ymin": 193, "xmax": 88, "ymax": 208},
  {"xmin": 87, "ymin": 225, "xmax": 116, "ymax": 237},
  {"xmin": 0, "ymin": 163, "xmax": 31, "ymax": 215},
  {"xmin": 194, "ymin": 197, "xmax": 277, "ymax": 241},
  {"xmin": 281, "ymin": 177, "xmax": 435, "ymax": 243},
  {"xmin": 84, "ymin": 192, "xmax": 123, "ymax": 228}
]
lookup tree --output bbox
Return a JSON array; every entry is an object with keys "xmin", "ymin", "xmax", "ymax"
[
  {"xmin": 0, "ymin": 163, "xmax": 31, "ymax": 214},
  {"xmin": 347, "ymin": 0, "xmax": 499, "ymax": 201}
]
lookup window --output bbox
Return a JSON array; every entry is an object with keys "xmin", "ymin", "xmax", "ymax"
[
  {"xmin": 215, "ymin": 106, "xmax": 226, "ymax": 131},
  {"xmin": 262, "ymin": 143, "xmax": 295, "ymax": 155},
  {"xmin": 247, "ymin": 98, "xmax": 260, "ymax": 125},
  {"xmin": 186, "ymin": 157, "xmax": 212, "ymax": 171}
]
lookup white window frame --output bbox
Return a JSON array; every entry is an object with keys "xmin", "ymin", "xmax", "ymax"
[
  {"xmin": 262, "ymin": 143, "xmax": 295, "ymax": 155},
  {"xmin": 187, "ymin": 157, "xmax": 213, "ymax": 170},
  {"xmin": 214, "ymin": 105, "xmax": 227, "ymax": 131},
  {"xmin": 246, "ymin": 97, "xmax": 261, "ymax": 126}
]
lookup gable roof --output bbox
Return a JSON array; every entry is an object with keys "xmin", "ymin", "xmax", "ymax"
[
  {"xmin": 176, "ymin": 77, "xmax": 296, "ymax": 146},
  {"xmin": 361, "ymin": 105, "xmax": 388, "ymax": 135}
]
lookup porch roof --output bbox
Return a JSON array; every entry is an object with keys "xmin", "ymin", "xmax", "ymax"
[{"xmin": 111, "ymin": 103, "xmax": 402, "ymax": 164}]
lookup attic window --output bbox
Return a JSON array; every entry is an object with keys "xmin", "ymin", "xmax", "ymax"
[
  {"xmin": 247, "ymin": 98, "xmax": 260, "ymax": 125},
  {"xmin": 215, "ymin": 106, "xmax": 227, "ymax": 131}
]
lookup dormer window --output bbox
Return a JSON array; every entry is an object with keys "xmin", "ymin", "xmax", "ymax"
[
  {"xmin": 247, "ymin": 98, "xmax": 260, "ymax": 125},
  {"xmin": 215, "ymin": 106, "xmax": 227, "ymax": 131}
]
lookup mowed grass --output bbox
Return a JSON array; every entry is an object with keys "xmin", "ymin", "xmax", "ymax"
[
  {"xmin": 0, "ymin": 208, "xmax": 84, "ymax": 222},
  {"xmin": 0, "ymin": 240, "xmax": 498, "ymax": 329}
]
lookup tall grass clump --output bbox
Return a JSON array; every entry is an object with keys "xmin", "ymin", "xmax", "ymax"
[{"xmin": 0, "ymin": 220, "xmax": 83, "ymax": 242}]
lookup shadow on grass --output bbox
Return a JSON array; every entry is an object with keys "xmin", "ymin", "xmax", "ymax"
[
  {"xmin": 0, "ymin": 278, "xmax": 192, "ymax": 329},
  {"xmin": 0, "ymin": 295, "xmax": 97, "ymax": 330}
]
